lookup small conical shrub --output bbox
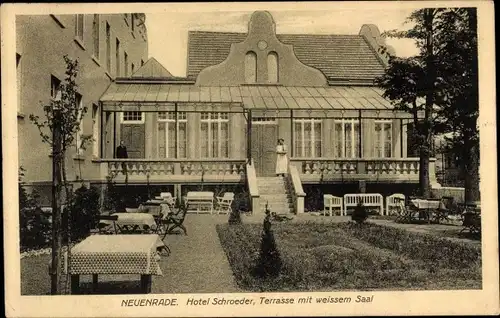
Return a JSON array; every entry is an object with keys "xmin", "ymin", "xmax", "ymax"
[
  {"xmin": 253, "ymin": 204, "xmax": 282, "ymax": 278},
  {"xmin": 228, "ymin": 208, "xmax": 241, "ymax": 225}
]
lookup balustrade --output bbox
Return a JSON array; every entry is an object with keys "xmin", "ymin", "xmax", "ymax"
[
  {"xmin": 102, "ymin": 159, "xmax": 246, "ymax": 179},
  {"xmin": 292, "ymin": 158, "xmax": 423, "ymax": 177}
]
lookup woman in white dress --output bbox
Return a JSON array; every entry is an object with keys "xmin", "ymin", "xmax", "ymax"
[{"xmin": 275, "ymin": 138, "xmax": 288, "ymax": 176}]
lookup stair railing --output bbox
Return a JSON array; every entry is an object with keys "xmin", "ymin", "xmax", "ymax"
[
  {"xmin": 246, "ymin": 159, "xmax": 260, "ymax": 214},
  {"xmin": 286, "ymin": 164, "xmax": 306, "ymax": 214}
]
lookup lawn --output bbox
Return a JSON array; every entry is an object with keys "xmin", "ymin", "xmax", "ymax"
[{"xmin": 216, "ymin": 221, "xmax": 482, "ymax": 292}]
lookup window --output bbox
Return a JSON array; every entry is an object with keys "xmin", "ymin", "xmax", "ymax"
[
  {"xmin": 124, "ymin": 14, "xmax": 129, "ymax": 25},
  {"xmin": 51, "ymin": 75, "xmax": 61, "ymax": 100},
  {"xmin": 75, "ymin": 93, "xmax": 84, "ymax": 155},
  {"xmin": 334, "ymin": 119, "xmax": 360, "ymax": 158},
  {"xmin": 106, "ymin": 23, "xmax": 111, "ymax": 73},
  {"xmin": 201, "ymin": 112, "xmax": 229, "ymax": 158},
  {"xmin": 252, "ymin": 117, "xmax": 277, "ymax": 124},
  {"xmin": 124, "ymin": 52, "xmax": 128, "ymax": 76},
  {"xmin": 92, "ymin": 14, "xmax": 99, "ymax": 59},
  {"xmin": 157, "ymin": 112, "xmax": 187, "ymax": 158},
  {"xmin": 131, "ymin": 63, "xmax": 135, "ymax": 74},
  {"xmin": 115, "ymin": 38, "xmax": 120, "ymax": 76},
  {"xmin": 245, "ymin": 51, "xmax": 257, "ymax": 84},
  {"xmin": 267, "ymin": 52, "xmax": 278, "ymax": 83},
  {"xmin": 374, "ymin": 120, "xmax": 392, "ymax": 158},
  {"xmin": 294, "ymin": 118, "xmax": 322, "ymax": 157},
  {"xmin": 122, "ymin": 111, "xmax": 143, "ymax": 123},
  {"xmin": 141, "ymin": 59, "xmax": 144, "ymax": 66},
  {"xmin": 131, "ymin": 13, "xmax": 135, "ymax": 32},
  {"xmin": 17, "ymin": 54, "xmax": 22, "ymax": 112},
  {"xmin": 92, "ymin": 104, "xmax": 99, "ymax": 157},
  {"xmin": 75, "ymin": 14, "xmax": 84, "ymax": 41}
]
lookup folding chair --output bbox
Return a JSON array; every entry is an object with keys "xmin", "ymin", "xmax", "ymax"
[
  {"xmin": 159, "ymin": 202, "xmax": 188, "ymax": 238},
  {"xmin": 215, "ymin": 192, "xmax": 235, "ymax": 215}
]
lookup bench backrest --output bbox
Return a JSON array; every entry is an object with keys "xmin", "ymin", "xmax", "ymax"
[
  {"xmin": 99, "ymin": 215, "xmax": 118, "ymax": 221},
  {"xmin": 344, "ymin": 193, "xmax": 383, "ymax": 205},
  {"xmin": 187, "ymin": 191, "xmax": 214, "ymax": 201},
  {"xmin": 323, "ymin": 195, "xmax": 342, "ymax": 206}
]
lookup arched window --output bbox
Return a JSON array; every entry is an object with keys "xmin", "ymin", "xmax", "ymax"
[
  {"xmin": 267, "ymin": 52, "xmax": 278, "ymax": 83},
  {"xmin": 245, "ymin": 51, "xmax": 257, "ymax": 84}
]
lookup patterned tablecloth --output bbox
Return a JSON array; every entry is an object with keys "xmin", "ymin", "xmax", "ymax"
[
  {"xmin": 410, "ymin": 199, "xmax": 443, "ymax": 210},
  {"xmin": 101, "ymin": 213, "xmax": 157, "ymax": 228},
  {"xmin": 67, "ymin": 234, "xmax": 164, "ymax": 275}
]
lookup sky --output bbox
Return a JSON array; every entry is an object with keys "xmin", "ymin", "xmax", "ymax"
[{"xmin": 145, "ymin": 8, "xmax": 419, "ymax": 77}]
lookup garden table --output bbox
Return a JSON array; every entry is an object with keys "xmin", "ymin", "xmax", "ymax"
[
  {"xmin": 66, "ymin": 234, "xmax": 165, "ymax": 294},
  {"xmin": 410, "ymin": 199, "xmax": 446, "ymax": 223},
  {"xmin": 101, "ymin": 213, "xmax": 157, "ymax": 233}
]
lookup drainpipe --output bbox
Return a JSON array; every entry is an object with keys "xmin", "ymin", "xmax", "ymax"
[{"xmin": 247, "ymin": 109, "xmax": 252, "ymax": 163}]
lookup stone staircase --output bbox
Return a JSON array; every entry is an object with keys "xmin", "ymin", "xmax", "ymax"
[{"xmin": 257, "ymin": 176, "xmax": 294, "ymax": 215}]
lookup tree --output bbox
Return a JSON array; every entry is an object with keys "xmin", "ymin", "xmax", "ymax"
[
  {"xmin": 376, "ymin": 8, "xmax": 478, "ymax": 198},
  {"xmin": 29, "ymin": 56, "xmax": 90, "ymax": 294},
  {"xmin": 434, "ymin": 8, "xmax": 479, "ymax": 203}
]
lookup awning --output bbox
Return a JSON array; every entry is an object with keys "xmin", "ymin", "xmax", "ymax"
[{"xmin": 100, "ymin": 82, "xmax": 395, "ymax": 111}]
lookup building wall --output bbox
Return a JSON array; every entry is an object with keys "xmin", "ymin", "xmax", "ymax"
[{"xmin": 16, "ymin": 14, "xmax": 148, "ymax": 184}]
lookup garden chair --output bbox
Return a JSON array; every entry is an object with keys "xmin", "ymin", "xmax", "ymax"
[
  {"xmin": 386, "ymin": 193, "xmax": 406, "ymax": 216},
  {"xmin": 215, "ymin": 192, "xmax": 235, "ymax": 214},
  {"xmin": 460, "ymin": 203, "xmax": 481, "ymax": 236},
  {"xmin": 90, "ymin": 215, "xmax": 118, "ymax": 235},
  {"xmin": 160, "ymin": 192, "xmax": 175, "ymax": 205},
  {"xmin": 159, "ymin": 202, "xmax": 188, "ymax": 238}
]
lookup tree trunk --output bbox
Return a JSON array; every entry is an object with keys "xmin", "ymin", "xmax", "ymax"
[
  {"xmin": 420, "ymin": 8, "xmax": 436, "ymax": 198},
  {"xmin": 464, "ymin": 8, "xmax": 480, "ymax": 204},
  {"xmin": 51, "ymin": 112, "xmax": 63, "ymax": 295}
]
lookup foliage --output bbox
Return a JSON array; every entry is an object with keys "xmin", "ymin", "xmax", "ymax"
[
  {"xmin": 217, "ymin": 221, "xmax": 481, "ymax": 291},
  {"xmin": 351, "ymin": 201, "xmax": 369, "ymax": 224},
  {"xmin": 62, "ymin": 185, "xmax": 101, "ymax": 242},
  {"xmin": 253, "ymin": 208, "xmax": 282, "ymax": 278},
  {"xmin": 376, "ymin": 8, "xmax": 479, "ymax": 200},
  {"xmin": 19, "ymin": 167, "xmax": 51, "ymax": 252},
  {"xmin": 228, "ymin": 208, "xmax": 242, "ymax": 225}
]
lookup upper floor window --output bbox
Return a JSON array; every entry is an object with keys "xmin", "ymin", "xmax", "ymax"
[
  {"xmin": 92, "ymin": 104, "xmax": 99, "ymax": 157},
  {"xmin": 131, "ymin": 14, "xmax": 135, "ymax": 32},
  {"xmin": 200, "ymin": 112, "xmax": 229, "ymax": 158},
  {"xmin": 245, "ymin": 51, "xmax": 257, "ymax": 84},
  {"xmin": 124, "ymin": 52, "xmax": 128, "ymax": 76},
  {"xmin": 334, "ymin": 118, "xmax": 359, "ymax": 158},
  {"xmin": 122, "ymin": 111, "xmax": 143, "ymax": 124},
  {"xmin": 106, "ymin": 22, "xmax": 111, "ymax": 73},
  {"xmin": 51, "ymin": 75, "xmax": 61, "ymax": 100},
  {"xmin": 294, "ymin": 118, "xmax": 322, "ymax": 157},
  {"xmin": 131, "ymin": 63, "xmax": 135, "ymax": 74},
  {"xmin": 75, "ymin": 93, "xmax": 84, "ymax": 155},
  {"xmin": 75, "ymin": 14, "xmax": 84, "ymax": 41},
  {"xmin": 115, "ymin": 38, "xmax": 121, "ymax": 77},
  {"xmin": 267, "ymin": 52, "xmax": 278, "ymax": 83},
  {"xmin": 374, "ymin": 120, "xmax": 392, "ymax": 158},
  {"xmin": 92, "ymin": 14, "xmax": 99, "ymax": 59},
  {"xmin": 141, "ymin": 59, "xmax": 144, "ymax": 66}
]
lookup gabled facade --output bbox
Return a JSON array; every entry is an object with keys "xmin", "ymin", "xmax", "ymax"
[{"xmin": 95, "ymin": 11, "xmax": 439, "ymax": 213}]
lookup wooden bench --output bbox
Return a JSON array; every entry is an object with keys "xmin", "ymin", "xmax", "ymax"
[
  {"xmin": 185, "ymin": 191, "xmax": 214, "ymax": 214},
  {"xmin": 323, "ymin": 194, "xmax": 343, "ymax": 216},
  {"xmin": 344, "ymin": 193, "xmax": 384, "ymax": 215}
]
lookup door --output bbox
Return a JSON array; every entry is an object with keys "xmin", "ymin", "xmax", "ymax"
[
  {"xmin": 251, "ymin": 119, "xmax": 278, "ymax": 176},
  {"xmin": 121, "ymin": 124, "xmax": 145, "ymax": 158}
]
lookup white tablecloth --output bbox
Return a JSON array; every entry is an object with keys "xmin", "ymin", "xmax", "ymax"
[
  {"xmin": 101, "ymin": 213, "xmax": 157, "ymax": 228},
  {"xmin": 410, "ymin": 199, "xmax": 443, "ymax": 210},
  {"xmin": 67, "ymin": 234, "xmax": 164, "ymax": 275}
]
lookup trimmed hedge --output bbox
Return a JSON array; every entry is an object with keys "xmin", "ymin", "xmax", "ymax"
[{"xmin": 217, "ymin": 221, "xmax": 481, "ymax": 291}]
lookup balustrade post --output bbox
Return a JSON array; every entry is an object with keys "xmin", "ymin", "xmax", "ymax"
[
  {"xmin": 173, "ymin": 162, "xmax": 181, "ymax": 175},
  {"xmin": 358, "ymin": 161, "xmax": 366, "ymax": 174}
]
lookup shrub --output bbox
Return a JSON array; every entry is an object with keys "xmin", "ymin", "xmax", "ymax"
[
  {"xmin": 63, "ymin": 185, "xmax": 101, "ymax": 242},
  {"xmin": 19, "ymin": 168, "xmax": 51, "ymax": 251},
  {"xmin": 351, "ymin": 201, "xmax": 369, "ymax": 224},
  {"xmin": 253, "ymin": 210, "xmax": 283, "ymax": 278},
  {"xmin": 228, "ymin": 208, "xmax": 242, "ymax": 225}
]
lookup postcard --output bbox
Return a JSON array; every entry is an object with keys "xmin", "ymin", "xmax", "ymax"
[{"xmin": 2, "ymin": 1, "xmax": 498, "ymax": 317}]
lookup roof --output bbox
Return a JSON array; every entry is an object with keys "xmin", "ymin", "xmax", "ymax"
[
  {"xmin": 131, "ymin": 57, "xmax": 173, "ymax": 78},
  {"xmin": 100, "ymin": 82, "xmax": 393, "ymax": 110},
  {"xmin": 187, "ymin": 31, "xmax": 385, "ymax": 83}
]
